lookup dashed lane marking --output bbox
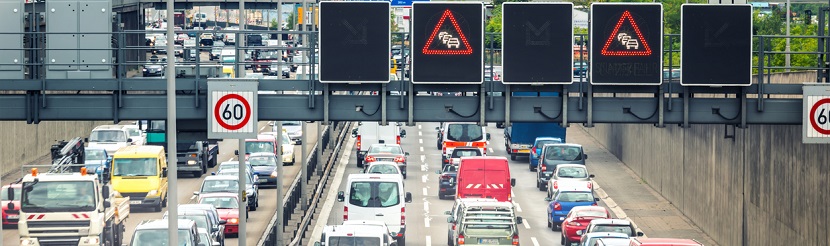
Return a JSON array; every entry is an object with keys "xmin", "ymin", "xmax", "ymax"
[
  {"xmin": 489, "ymin": 148, "xmax": 494, "ymax": 153},
  {"xmin": 423, "ymin": 188, "xmax": 428, "ymax": 196},
  {"xmin": 514, "ymin": 202, "xmax": 522, "ymax": 212},
  {"xmin": 531, "ymin": 237, "xmax": 540, "ymax": 246},
  {"xmin": 425, "ymin": 218, "xmax": 430, "ymax": 228},
  {"xmin": 421, "ymin": 155, "xmax": 426, "ymax": 163},
  {"xmin": 419, "ymin": 131, "xmax": 422, "ymax": 136},
  {"xmin": 419, "ymin": 139, "xmax": 423, "ymax": 144},
  {"xmin": 523, "ymin": 219, "xmax": 530, "ymax": 229},
  {"xmin": 420, "ymin": 146, "xmax": 424, "ymax": 152},
  {"xmin": 426, "ymin": 236, "xmax": 431, "ymax": 246},
  {"xmin": 418, "ymin": 124, "xmax": 422, "ymax": 130}
]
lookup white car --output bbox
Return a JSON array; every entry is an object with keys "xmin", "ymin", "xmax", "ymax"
[
  {"xmin": 626, "ymin": 39, "xmax": 639, "ymax": 49},
  {"xmin": 446, "ymin": 38, "xmax": 460, "ymax": 48},
  {"xmin": 337, "ymin": 174, "xmax": 413, "ymax": 245},
  {"xmin": 88, "ymin": 125, "xmax": 134, "ymax": 155},
  {"xmin": 121, "ymin": 125, "xmax": 146, "ymax": 146}
]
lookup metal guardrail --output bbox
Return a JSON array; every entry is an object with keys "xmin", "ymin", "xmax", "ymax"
[{"xmin": 257, "ymin": 121, "xmax": 344, "ymax": 246}]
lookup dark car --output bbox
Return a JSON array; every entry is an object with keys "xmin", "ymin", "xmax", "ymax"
[
  {"xmin": 574, "ymin": 61, "xmax": 588, "ymax": 77},
  {"xmin": 435, "ymin": 164, "xmax": 458, "ymax": 199},
  {"xmin": 142, "ymin": 56, "xmax": 166, "ymax": 77},
  {"xmin": 162, "ymin": 208, "xmax": 226, "ymax": 246},
  {"xmin": 363, "ymin": 144, "xmax": 409, "ymax": 179},
  {"xmin": 444, "ymin": 147, "xmax": 482, "ymax": 170},
  {"xmin": 536, "ymin": 143, "xmax": 587, "ymax": 191},
  {"xmin": 246, "ymin": 153, "xmax": 279, "ymax": 188}
]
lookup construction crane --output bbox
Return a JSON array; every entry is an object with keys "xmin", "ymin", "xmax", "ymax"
[{"xmin": 48, "ymin": 137, "xmax": 86, "ymax": 173}]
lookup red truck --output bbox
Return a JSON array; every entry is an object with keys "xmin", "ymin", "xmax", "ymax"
[{"xmin": 456, "ymin": 156, "xmax": 516, "ymax": 202}]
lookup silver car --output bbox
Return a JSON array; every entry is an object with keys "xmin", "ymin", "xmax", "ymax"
[
  {"xmin": 271, "ymin": 121, "xmax": 302, "ymax": 144},
  {"xmin": 546, "ymin": 164, "xmax": 594, "ymax": 198}
]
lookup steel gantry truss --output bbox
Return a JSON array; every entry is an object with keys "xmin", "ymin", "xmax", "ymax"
[{"xmin": 0, "ymin": 28, "xmax": 823, "ymax": 127}]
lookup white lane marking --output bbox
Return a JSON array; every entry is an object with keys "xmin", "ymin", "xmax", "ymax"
[
  {"xmin": 419, "ymin": 139, "xmax": 423, "ymax": 144},
  {"xmin": 424, "ymin": 202, "xmax": 429, "ymax": 212},
  {"xmin": 419, "ymin": 131, "xmax": 422, "ymax": 136},
  {"xmin": 423, "ymin": 188, "xmax": 428, "ymax": 196},
  {"xmin": 259, "ymin": 126, "xmax": 266, "ymax": 131},
  {"xmin": 514, "ymin": 202, "xmax": 523, "ymax": 212},
  {"xmin": 418, "ymin": 124, "xmax": 422, "ymax": 130},
  {"xmin": 425, "ymin": 236, "xmax": 431, "ymax": 246},
  {"xmin": 489, "ymin": 148, "xmax": 494, "ymax": 153},
  {"xmin": 512, "ymin": 190, "xmax": 516, "ymax": 199},
  {"xmin": 227, "ymin": 157, "xmax": 233, "ymax": 162},
  {"xmin": 190, "ymin": 195, "xmax": 197, "ymax": 200},
  {"xmin": 425, "ymin": 218, "xmax": 431, "ymax": 228},
  {"xmin": 531, "ymin": 237, "xmax": 540, "ymax": 246},
  {"xmin": 422, "ymin": 174, "xmax": 428, "ymax": 183},
  {"xmin": 523, "ymin": 219, "xmax": 531, "ymax": 229},
  {"xmin": 420, "ymin": 146, "xmax": 424, "ymax": 152},
  {"xmin": 421, "ymin": 155, "xmax": 426, "ymax": 162}
]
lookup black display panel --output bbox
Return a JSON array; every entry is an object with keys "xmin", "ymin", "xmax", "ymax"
[
  {"xmin": 590, "ymin": 3, "xmax": 663, "ymax": 85},
  {"xmin": 502, "ymin": 3, "xmax": 573, "ymax": 84},
  {"xmin": 319, "ymin": 2, "xmax": 390, "ymax": 83},
  {"xmin": 411, "ymin": 2, "xmax": 483, "ymax": 84},
  {"xmin": 681, "ymin": 4, "xmax": 752, "ymax": 86}
]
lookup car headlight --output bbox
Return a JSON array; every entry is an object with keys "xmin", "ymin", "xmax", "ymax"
[
  {"xmin": 270, "ymin": 171, "xmax": 278, "ymax": 178},
  {"xmin": 82, "ymin": 237, "xmax": 100, "ymax": 244},
  {"xmin": 147, "ymin": 190, "xmax": 158, "ymax": 196},
  {"xmin": 20, "ymin": 239, "xmax": 36, "ymax": 245},
  {"xmin": 187, "ymin": 160, "xmax": 197, "ymax": 165},
  {"xmin": 228, "ymin": 218, "xmax": 239, "ymax": 224}
]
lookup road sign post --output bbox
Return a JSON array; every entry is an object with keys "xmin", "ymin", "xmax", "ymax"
[
  {"xmin": 501, "ymin": 2, "xmax": 573, "ymax": 84},
  {"xmin": 803, "ymin": 84, "xmax": 830, "ymax": 144},
  {"xmin": 681, "ymin": 4, "xmax": 752, "ymax": 86},
  {"xmin": 411, "ymin": 2, "xmax": 483, "ymax": 84},
  {"xmin": 590, "ymin": 3, "xmax": 663, "ymax": 85},
  {"xmin": 319, "ymin": 2, "xmax": 390, "ymax": 83}
]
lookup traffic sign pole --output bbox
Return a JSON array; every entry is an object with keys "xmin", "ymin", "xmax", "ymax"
[
  {"xmin": 165, "ymin": 0, "xmax": 178, "ymax": 243},
  {"xmin": 237, "ymin": 137, "xmax": 247, "ymax": 246},
  {"xmin": 275, "ymin": 122, "xmax": 284, "ymax": 245}
]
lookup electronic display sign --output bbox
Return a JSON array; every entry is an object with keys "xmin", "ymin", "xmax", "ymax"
[
  {"xmin": 501, "ymin": 2, "xmax": 574, "ymax": 84},
  {"xmin": 590, "ymin": 3, "xmax": 663, "ymax": 85},
  {"xmin": 411, "ymin": 2, "xmax": 483, "ymax": 84},
  {"xmin": 319, "ymin": 2, "xmax": 390, "ymax": 83},
  {"xmin": 681, "ymin": 4, "xmax": 752, "ymax": 86}
]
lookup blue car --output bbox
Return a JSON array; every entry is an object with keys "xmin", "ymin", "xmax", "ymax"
[
  {"xmin": 546, "ymin": 188, "xmax": 598, "ymax": 231},
  {"xmin": 529, "ymin": 137, "xmax": 563, "ymax": 171}
]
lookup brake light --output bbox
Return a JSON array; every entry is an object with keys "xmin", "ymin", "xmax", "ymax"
[
  {"xmin": 356, "ymin": 135, "xmax": 361, "ymax": 149},
  {"xmin": 567, "ymin": 221, "xmax": 582, "ymax": 226},
  {"xmin": 343, "ymin": 206, "xmax": 348, "ymax": 221},
  {"xmin": 592, "ymin": 202, "xmax": 598, "ymax": 206},
  {"xmin": 365, "ymin": 156, "xmax": 376, "ymax": 163},
  {"xmin": 444, "ymin": 158, "xmax": 449, "ymax": 163},
  {"xmin": 457, "ymin": 234, "xmax": 465, "ymax": 245},
  {"xmin": 396, "ymin": 136, "xmax": 401, "ymax": 145},
  {"xmin": 587, "ymin": 182, "xmax": 593, "ymax": 189},
  {"xmin": 512, "ymin": 234, "xmax": 519, "ymax": 245},
  {"xmin": 531, "ymin": 147, "xmax": 536, "ymax": 154},
  {"xmin": 554, "ymin": 202, "xmax": 562, "ymax": 211},
  {"xmin": 442, "ymin": 146, "xmax": 446, "ymax": 154},
  {"xmin": 401, "ymin": 207, "xmax": 405, "ymax": 225},
  {"xmin": 393, "ymin": 156, "xmax": 405, "ymax": 163},
  {"xmin": 553, "ymin": 181, "xmax": 558, "ymax": 189},
  {"xmin": 541, "ymin": 164, "xmax": 547, "ymax": 172},
  {"xmin": 441, "ymin": 174, "xmax": 449, "ymax": 180}
]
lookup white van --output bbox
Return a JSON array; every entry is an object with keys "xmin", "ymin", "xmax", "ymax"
[
  {"xmin": 315, "ymin": 220, "xmax": 398, "ymax": 246},
  {"xmin": 351, "ymin": 122, "xmax": 407, "ymax": 167},
  {"xmin": 337, "ymin": 174, "xmax": 412, "ymax": 245},
  {"xmin": 88, "ymin": 125, "xmax": 135, "ymax": 155}
]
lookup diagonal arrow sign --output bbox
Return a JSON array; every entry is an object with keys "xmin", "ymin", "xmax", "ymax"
[
  {"xmin": 524, "ymin": 21, "xmax": 551, "ymax": 46},
  {"xmin": 341, "ymin": 19, "xmax": 368, "ymax": 45}
]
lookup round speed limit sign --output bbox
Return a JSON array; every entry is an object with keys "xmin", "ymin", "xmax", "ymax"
[
  {"xmin": 214, "ymin": 93, "xmax": 252, "ymax": 130},
  {"xmin": 808, "ymin": 97, "xmax": 830, "ymax": 135}
]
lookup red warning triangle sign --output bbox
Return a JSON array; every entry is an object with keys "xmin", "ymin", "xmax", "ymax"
[
  {"xmin": 422, "ymin": 9, "xmax": 473, "ymax": 55},
  {"xmin": 600, "ymin": 10, "xmax": 652, "ymax": 56}
]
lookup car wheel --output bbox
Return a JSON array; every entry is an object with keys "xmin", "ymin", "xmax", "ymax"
[
  {"xmin": 539, "ymin": 181, "xmax": 545, "ymax": 191},
  {"xmin": 161, "ymin": 195, "xmax": 168, "ymax": 208},
  {"xmin": 357, "ymin": 158, "xmax": 363, "ymax": 168},
  {"xmin": 536, "ymin": 180, "xmax": 540, "ymax": 189},
  {"xmin": 397, "ymin": 236, "xmax": 405, "ymax": 246},
  {"xmin": 563, "ymin": 235, "xmax": 570, "ymax": 245},
  {"xmin": 250, "ymin": 202, "xmax": 257, "ymax": 211},
  {"xmin": 193, "ymin": 170, "xmax": 203, "ymax": 177},
  {"xmin": 154, "ymin": 202, "xmax": 162, "ymax": 212},
  {"xmin": 510, "ymin": 154, "xmax": 516, "ymax": 161},
  {"xmin": 547, "ymin": 216, "xmax": 552, "ymax": 228}
]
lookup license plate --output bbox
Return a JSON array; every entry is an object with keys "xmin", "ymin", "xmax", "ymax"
[
  {"xmin": 7, "ymin": 215, "xmax": 18, "ymax": 219},
  {"xmin": 518, "ymin": 149, "xmax": 530, "ymax": 153},
  {"xmin": 479, "ymin": 239, "xmax": 500, "ymax": 244},
  {"xmin": 130, "ymin": 201, "xmax": 142, "ymax": 204}
]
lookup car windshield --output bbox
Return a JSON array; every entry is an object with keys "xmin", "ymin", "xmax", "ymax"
[
  {"xmin": 451, "ymin": 149, "xmax": 480, "ymax": 158},
  {"xmin": 21, "ymin": 181, "xmax": 95, "ymax": 212},
  {"xmin": 446, "ymin": 124, "xmax": 483, "ymax": 142},
  {"xmin": 89, "ymin": 130, "xmax": 127, "ymax": 142},
  {"xmin": 215, "ymin": 171, "xmax": 253, "ymax": 184},
  {"xmin": 544, "ymin": 146, "xmax": 584, "ymax": 161},
  {"xmin": 1, "ymin": 187, "xmax": 21, "ymax": 200},
  {"xmin": 557, "ymin": 167, "xmax": 588, "ymax": 178},
  {"xmin": 131, "ymin": 229, "xmax": 194, "ymax": 246},
  {"xmin": 349, "ymin": 181, "xmax": 399, "ymax": 208},
  {"xmin": 248, "ymin": 156, "xmax": 278, "ymax": 166},
  {"xmin": 368, "ymin": 146, "xmax": 402, "ymax": 155},
  {"xmin": 245, "ymin": 141, "xmax": 274, "ymax": 154},
  {"xmin": 592, "ymin": 225, "xmax": 633, "ymax": 235},
  {"xmin": 575, "ymin": 210, "xmax": 608, "ymax": 218},
  {"xmin": 200, "ymin": 196, "xmax": 239, "ymax": 209},
  {"xmin": 112, "ymin": 158, "xmax": 157, "ymax": 176},
  {"xmin": 179, "ymin": 215, "xmax": 209, "ymax": 230},
  {"xmin": 535, "ymin": 139, "xmax": 562, "ymax": 148},
  {"xmin": 443, "ymin": 165, "xmax": 459, "ymax": 173},
  {"xmin": 556, "ymin": 192, "xmax": 594, "ymax": 202},
  {"xmin": 327, "ymin": 237, "xmax": 381, "ymax": 246},
  {"xmin": 125, "ymin": 128, "xmax": 142, "ymax": 137},
  {"xmin": 85, "ymin": 149, "xmax": 107, "ymax": 161},
  {"xmin": 463, "ymin": 224, "xmax": 514, "ymax": 237},
  {"xmin": 217, "ymin": 163, "xmax": 248, "ymax": 172},
  {"xmin": 200, "ymin": 179, "xmax": 239, "ymax": 193},
  {"xmin": 367, "ymin": 165, "xmax": 399, "ymax": 174}
]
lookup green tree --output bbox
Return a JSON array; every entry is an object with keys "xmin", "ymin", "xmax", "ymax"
[{"xmin": 286, "ymin": 12, "xmax": 295, "ymax": 30}]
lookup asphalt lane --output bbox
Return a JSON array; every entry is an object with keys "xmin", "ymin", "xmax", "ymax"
[
  {"xmin": 326, "ymin": 122, "xmax": 615, "ymax": 246},
  {"xmin": 2, "ymin": 121, "xmax": 319, "ymax": 246}
]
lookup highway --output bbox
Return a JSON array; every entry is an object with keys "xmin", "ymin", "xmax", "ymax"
[
  {"xmin": 324, "ymin": 122, "xmax": 618, "ymax": 246},
  {"xmin": 2, "ymin": 121, "xmax": 319, "ymax": 246}
]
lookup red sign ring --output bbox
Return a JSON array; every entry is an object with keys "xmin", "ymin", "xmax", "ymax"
[
  {"xmin": 809, "ymin": 98, "xmax": 830, "ymax": 135},
  {"xmin": 214, "ymin": 93, "xmax": 252, "ymax": 131}
]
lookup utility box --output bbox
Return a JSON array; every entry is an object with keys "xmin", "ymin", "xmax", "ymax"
[
  {"xmin": 0, "ymin": 0, "xmax": 24, "ymax": 79},
  {"xmin": 46, "ymin": 0, "xmax": 112, "ymax": 79}
]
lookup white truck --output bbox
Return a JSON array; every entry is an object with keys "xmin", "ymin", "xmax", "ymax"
[
  {"xmin": 13, "ymin": 167, "xmax": 130, "ymax": 246},
  {"xmin": 315, "ymin": 220, "xmax": 399, "ymax": 246},
  {"xmin": 350, "ymin": 122, "xmax": 407, "ymax": 168}
]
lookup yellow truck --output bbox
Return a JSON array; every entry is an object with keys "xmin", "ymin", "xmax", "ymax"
[
  {"xmin": 110, "ymin": 145, "xmax": 169, "ymax": 212},
  {"xmin": 15, "ymin": 167, "xmax": 130, "ymax": 246}
]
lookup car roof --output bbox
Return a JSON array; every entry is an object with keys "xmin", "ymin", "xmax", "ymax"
[
  {"xmin": 368, "ymin": 144, "xmax": 402, "ymax": 148},
  {"xmin": 203, "ymin": 175, "xmax": 239, "ymax": 181},
  {"xmin": 570, "ymin": 206, "xmax": 609, "ymax": 213},
  {"xmin": 598, "ymin": 238, "xmax": 633, "ymax": 245},
  {"xmin": 248, "ymin": 152, "xmax": 277, "ymax": 157},
  {"xmin": 535, "ymin": 137, "xmax": 563, "ymax": 141},
  {"xmin": 136, "ymin": 219, "xmax": 196, "ymax": 230},
  {"xmin": 590, "ymin": 219, "xmax": 633, "ymax": 226},
  {"xmin": 179, "ymin": 204, "xmax": 218, "ymax": 211},
  {"xmin": 367, "ymin": 161, "xmax": 399, "ymax": 166},
  {"xmin": 542, "ymin": 143, "xmax": 583, "ymax": 148},
  {"xmin": 632, "ymin": 238, "xmax": 703, "ymax": 245},
  {"xmin": 347, "ymin": 173, "xmax": 404, "ymax": 182},
  {"xmin": 584, "ymin": 232, "xmax": 631, "ymax": 238},
  {"xmin": 199, "ymin": 192, "xmax": 240, "ymax": 199}
]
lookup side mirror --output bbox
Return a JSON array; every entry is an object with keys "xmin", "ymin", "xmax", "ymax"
[
  {"xmin": 595, "ymin": 198, "xmax": 600, "ymax": 201},
  {"xmin": 211, "ymin": 172, "xmax": 216, "ymax": 175},
  {"xmin": 576, "ymin": 230, "xmax": 584, "ymax": 236},
  {"xmin": 235, "ymin": 150, "xmax": 240, "ymax": 155},
  {"xmin": 447, "ymin": 217, "xmax": 454, "ymax": 223},
  {"xmin": 314, "ymin": 242, "xmax": 321, "ymax": 246},
  {"xmin": 443, "ymin": 211, "xmax": 451, "ymax": 215},
  {"xmin": 510, "ymin": 178, "xmax": 516, "ymax": 187},
  {"xmin": 84, "ymin": 138, "xmax": 89, "ymax": 142},
  {"xmin": 269, "ymin": 122, "xmax": 275, "ymax": 126},
  {"xmin": 400, "ymin": 130, "xmax": 406, "ymax": 137},
  {"xmin": 103, "ymin": 201, "xmax": 111, "ymax": 207},
  {"xmin": 486, "ymin": 133, "xmax": 491, "ymax": 140},
  {"xmin": 544, "ymin": 197, "xmax": 552, "ymax": 202},
  {"xmin": 435, "ymin": 170, "xmax": 441, "ymax": 174},
  {"xmin": 219, "ymin": 219, "xmax": 227, "ymax": 225},
  {"xmin": 435, "ymin": 127, "xmax": 439, "ymax": 130},
  {"xmin": 589, "ymin": 174, "xmax": 595, "ymax": 178},
  {"xmin": 337, "ymin": 191, "xmax": 345, "ymax": 202},
  {"xmin": 162, "ymin": 168, "xmax": 168, "ymax": 177},
  {"xmin": 637, "ymin": 232, "xmax": 644, "ymax": 237},
  {"xmin": 405, "ymin": 192, "xmax": 412, "ymax": 203},
  {"xmin": 102, "ymin": 186, "xmax": 110, "ymax": 199},
  {"xmin": 351, "ymin": 129, "xmax": 358, "ymax": 138},
  {"xmin": 193, "ymin": 191, "xmax": 200, "ymax": 196},
  {"xmin": 584, "ymin": 154, "xmax": 588, "ymax": 159},
  {"xmin": 516, "ymin": 216, "xmax": 523, "ymax": 224},
  {"xmin": 405, "ymin": 152, "xmax": 410, "ymax": 156}
]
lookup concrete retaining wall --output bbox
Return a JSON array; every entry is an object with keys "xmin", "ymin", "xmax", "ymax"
[
  {"xmin": 581, "ymin": 71, "xmax": 830, "ymax": 245},
  {"xmin": 0, "ymin": 121, "xmax": 107, "ymax": 178}
]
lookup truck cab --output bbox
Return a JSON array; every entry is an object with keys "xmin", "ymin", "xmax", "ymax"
[
  {"xmin": 351, "ymin": 122, "xmax": 406, "ymax": 168},
  {"xmin": 456, "ymin": 157, "xmax": 515, "ymax": 202},
  {"xmin": 437, "ymin": 122, "xmax": 489, "ymax": 164},
  {"xmin": 110, "ymin": 145, "xmax": 169, "ymax": 212},
  {"xmin": 315, "ymin": 220, "xmax": 398, "ymax": 246},
  {"xmin": 88, "ymin": 125, "xmax": 135, "ymax": 155}
]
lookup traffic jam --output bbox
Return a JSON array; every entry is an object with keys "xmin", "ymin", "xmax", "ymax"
[{"xmin": 316, "ymin": 121, "xmax": 706, "ymax": 246}]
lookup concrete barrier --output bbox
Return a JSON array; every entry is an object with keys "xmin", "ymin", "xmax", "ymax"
[
  {"xmin": 580, "ymin": 71, "xmax": 830, "ymax": 245},
  {"xmin": 0, "ymin": 121, "xmax": 108, "ymax": 178}
]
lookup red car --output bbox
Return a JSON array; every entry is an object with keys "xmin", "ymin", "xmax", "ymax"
[
  {"xmin": 629, "ymin": 238, "xmax": 704, "ymax": 246},
  {"xmin": 1, "ymin": 184, "xmax": 21, "ymax": 228},
  {"xmin": 560, "ymin": 206, "xmax": 611, "ymax": 245},
  {"xmin": 198, "ymin": 193, "xmax": 247, "ymax": 237}
]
